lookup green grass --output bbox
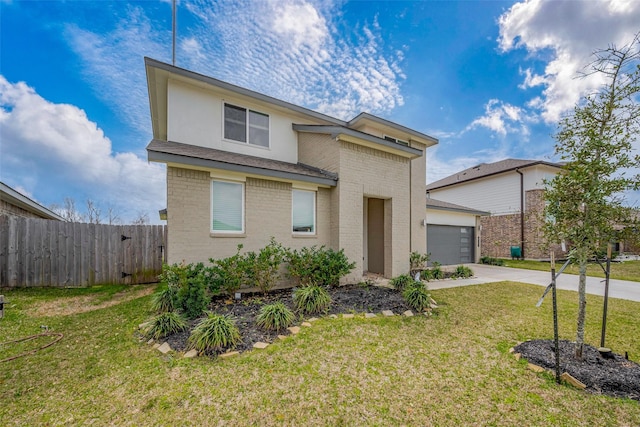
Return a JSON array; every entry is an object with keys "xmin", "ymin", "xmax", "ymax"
[
  {"xmin": 1, "ymin": 282, "xmax": 639, "ymax": 425},
  {"xmin": 502, "ymin": 259, "xmax": 640, "ymax": 282}
]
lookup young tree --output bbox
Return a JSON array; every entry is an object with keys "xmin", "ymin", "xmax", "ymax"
[
  {"xmin": 132, "ymin": 211, "xmax": 150, "ymax": 225},
  {"xmin": 86, "ymin": 199, "xmax": 102, "ymax": 224},
  {"xmin": 50, "ymin": 197, "xmax": 85, "ymax": 222},
  {"xmin": 545, "ymin": 35, "xmax": 640, "ymax": 359}
]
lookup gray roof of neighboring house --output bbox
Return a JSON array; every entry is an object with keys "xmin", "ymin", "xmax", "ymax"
[
  {"xmin": 426, "ymin": 158, "xmax": 564, "ymax": 191},
  {"xmin": 147, "ymin": 139, "xmax": 339, "ymax": 187},
  {"xmin": 426, "ymin": 198, "xmax": 489, "ymax": 216},
  {"xmin": 0, "ymin": 182, "xmax": 65, "ymax": 221}
]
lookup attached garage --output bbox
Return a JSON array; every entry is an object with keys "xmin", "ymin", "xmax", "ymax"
[
  {"xmin": 426, "ymin": 198, "xmax": 488, "ymax": 265},
  {"xmin": 427, "ymin": 224, "xmax": 475, "ymax": 265}
]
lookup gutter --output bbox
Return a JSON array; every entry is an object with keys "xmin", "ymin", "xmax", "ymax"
[{"xmin": 516, "ymin": 168, "xmax": 525, "ymax": 259}]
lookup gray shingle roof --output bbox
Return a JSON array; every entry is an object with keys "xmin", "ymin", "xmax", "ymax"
[
  {"xmin": 147, "ymin": 139, "xmax": 338, "ymax": 186},
  {"xmin": 426, "ymin": 198, "xmax": 489, "ymax": 216},
  {"xmin": 426, "ymin": 158, "xmax": 564, "ymax": 191}
]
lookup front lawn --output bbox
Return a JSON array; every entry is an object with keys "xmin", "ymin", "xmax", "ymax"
[
  {"xmin": 501, "ymin": 259, "xmax": 640, "ymax": 282},
  {"xmin": 1, "ymin": 282, "xmax": 638, "ymax": 425}
]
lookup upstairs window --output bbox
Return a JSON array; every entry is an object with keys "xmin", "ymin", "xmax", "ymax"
[
  {"xmin": 383, "ymin": 135, "xmax": 409, "ymax": 146},
  {"xmin": 292, "ymin": 189, "xmax": 316, "ymax": 234},
  {"xmin": 224, "ymin": 103, "xmax": 269, "ymax": 148}
]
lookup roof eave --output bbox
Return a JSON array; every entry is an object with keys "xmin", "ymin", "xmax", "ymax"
[
  {"xmin": 348, "ymin": 112, "xmax": 439, "ymax": 147},
  {"xmin": 147, "ymin": 148, "xmax": 338, "ymax": 187},
  {"xmin": 144, "ymin": 57, "xmax": 347, "ymax": 129},
  {"xmin": 0, "ymin": 182, "xmax": 65, "ymax": 221},
  {"xmin": 293, "ymin": 124, "xmax": 423, "ymax": 157}
]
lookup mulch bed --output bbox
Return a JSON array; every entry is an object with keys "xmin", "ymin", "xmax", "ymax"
[
  {"xmin": 514, "ymin": 339, "xmax": 640, "ymax": 401},
  {"xmin": 164, "ymin": 283, "xmax": 412, "ymax": 354}
]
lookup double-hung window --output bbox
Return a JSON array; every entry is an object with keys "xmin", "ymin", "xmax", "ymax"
[
  {"xmin": 292, "ymin": 189, "xmax": 316, "ymax": 234},
  {"xmin": 224, "ymin": 103, "xmax": 269, "ymax": 148},
  {"xmin": 211, "ymin": 180, "xmax": 244, "ymax": 233}
]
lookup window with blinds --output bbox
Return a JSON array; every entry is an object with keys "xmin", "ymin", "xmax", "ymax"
[
  {"xmin": 292, "ymin": 189, "xmax": 315, "ymax": 234},
  {"xmin": 211, "ymin": 180, "xmax": 244, "ymax": 233}
]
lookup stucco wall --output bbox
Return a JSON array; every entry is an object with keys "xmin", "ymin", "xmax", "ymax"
[{"xmin": 167, "ymin": 79, "xmax": 300, "ymax": 163}]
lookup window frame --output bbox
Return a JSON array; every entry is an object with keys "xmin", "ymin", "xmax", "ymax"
[
  {"xmin": 223, "ymin": 102, "xmax": 270, "ymax": 148},
  {"xmin": 291, "ymin": 189, "xmax": 316, "ymax": 235},
  {"xmin": 211, "ymin": 179, "xmax": 245, "ymax": 234}
]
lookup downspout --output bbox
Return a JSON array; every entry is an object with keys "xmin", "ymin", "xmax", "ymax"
[{"xmin": 516, "ymin": 168, "xmax": 525, "ymax": 259}]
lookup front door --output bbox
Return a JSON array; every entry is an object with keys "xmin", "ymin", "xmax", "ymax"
[{"xmin": 367, "ymin": 198, "xmax": 385, "ymax": 274}]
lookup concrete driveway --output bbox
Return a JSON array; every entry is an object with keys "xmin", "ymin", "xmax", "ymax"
[{"xmin": 428, "ymin": 264, "xmax": 640, "ymax": 302}]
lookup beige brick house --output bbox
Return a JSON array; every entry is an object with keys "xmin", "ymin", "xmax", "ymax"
[
  {"xmin": 145, "ymin": 58, "xmax": 437, "ymax": 282},
  {"xmin": 426, "ymin": 159, "xmax": 564, "ymax": 260}
]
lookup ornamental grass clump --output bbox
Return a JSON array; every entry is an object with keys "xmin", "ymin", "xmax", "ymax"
[
  {"xmin": 188, "ymin": 312, "xmax": 241, "ymax": 353},
  {"xmin": 293, "ymin": 285, "xmax": 331, "ymax": 315},
  {"xmin": 146, "ymin": 312, "xmax": 187, "ymax": 340},
  {"xmin": 453, "ymin": 265, "xmax": 473, "ymax": 278},
  {"xmin": 402, "ymin": 280, "xmax": 431, "ymax": 312},
  {"xmin": 389, "ymin": 274, "xmax": 413, "ymax": 292},
  {"xmin": 151, "ymin": 287, "xmax": 176, "ymax": 313},
  {"xmin": 256, "ymin": 302, "xmax": 295, "ymax": 331}
]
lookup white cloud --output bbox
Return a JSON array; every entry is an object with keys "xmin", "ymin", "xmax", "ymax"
[
  {"xmin": 466, "ymin": 99, "xmax": 528, "ymax": 137},
  {"xmin": 0, "ymin": 76, "xmax": 166, "ymax": 222},
  {"xmin": 179, "ymin": 0, "xmax": 404, "ymax": 120},
  {"xmin": 64, "ymin": 8, "xmax": 170, "ymax": 135},
  {"xmin": 498, "ymin": 0, "xmax": 640, "ymax": 123}
]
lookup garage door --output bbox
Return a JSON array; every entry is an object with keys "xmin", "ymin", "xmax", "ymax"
[{"xmin": 427, "ymin": 225, "xmax": 474, "ymax": 265}]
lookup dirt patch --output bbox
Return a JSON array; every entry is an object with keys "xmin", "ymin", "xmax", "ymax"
[
  {"xmin": 515, "ymin": 339, "xmax": 640, "ymax": 401},
  {"xmin": 29, "ymin": 286, "xmax": 155, "ymax": 317},
  {"xmin": 164, "ymin": 283, "xmax": 413, "ymax": 354}
]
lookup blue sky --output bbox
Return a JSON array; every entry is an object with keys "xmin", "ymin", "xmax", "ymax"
[{"xmin": 1, "ymin": 0, "xmax": 639, "ymax": 223}]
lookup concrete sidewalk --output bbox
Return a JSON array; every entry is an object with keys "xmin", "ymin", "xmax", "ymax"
[{"xmin": 428, "ymin": 264, "xmax": 640, "ymax": 302}]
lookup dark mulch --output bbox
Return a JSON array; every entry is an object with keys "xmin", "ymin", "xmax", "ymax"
[
  {"xmin": 514, "ymin": 339, "xmax": 640, "ymax": 401},
  {"xmin": 164, "ymin": 283, "xmax": 412, "ymax": 354}
]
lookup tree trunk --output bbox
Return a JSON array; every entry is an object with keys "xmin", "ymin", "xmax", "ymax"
[{"xmin": 575, "ymin": 256, "xmax": 588, "ymax": 359}]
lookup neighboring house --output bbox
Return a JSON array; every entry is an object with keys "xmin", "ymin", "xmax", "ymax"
[
  {"xmin": 426, "ymin": 198, "xmax": 488, "ymax": 265},
  {"xmin": 426, "ymin": 159, "xmax": 564, "ymax": 260},
  {"xmin": 144, "ymin": 58, "xmax": 437, "ymax": 282},
  {"xmin": 0, "ymin": 182, "xmax": 64, "ymax": 221}
]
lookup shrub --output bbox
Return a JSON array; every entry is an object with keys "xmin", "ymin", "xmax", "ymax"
[
  {"xmin": 410, "ymin": 251, "xmax": 430, "ymax": 275},
  {"xmin": 430, "ymin": 262, "xmax": 444, "ymax": 280},
  {"xmin": 480, "ymin": 256, "xmax": 505, "ymax": 266},
  {"xmin": 293, "ymin": 285, "xmax": 332, "ymax": 314},
  {"xmin": 256, "ymin": 302, "xmax": 295, "ymax": 331},
  {"xmin": 188, "ymin": 312, "xmax": 241, "ymax": 353},
  {"xmin": 403, "ymin": 281, "xmax": 431, "ymax": 312},
  {"xmin": 151, "ymin": 287, "xmax": 176, "ymax": 313},
  {"xmin": 453, "ymin": 265, "xmax": 473, "ymax": 278},
  {"xmin": 145, "ymin": 312, "xmax": 187, "ymax": 340},
  {"xmin": 175, "ymin": 273, "xmax": 210, "ymax": 319},
  {"xmin": 389, "ymin": 274, "xmax": 413, "ymax": 292},
  {"xmin": 157, "ymin": 262, "xmax": 213, "ymax": 319},
  {"xmin": 287, "ymin": 246, "xmax": 356, "ymax": 287},
  {"xmin": 244, "ymin": 238, "xmax": 286, "ymax": 294},
  {"xmin": 210, "ymin": 245, "xmax": 248, "ymax": 295}
]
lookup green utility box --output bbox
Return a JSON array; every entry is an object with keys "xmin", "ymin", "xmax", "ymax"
[{"xmin": 510, "ymin": 246, "xmax": 522, "ymax": 259}]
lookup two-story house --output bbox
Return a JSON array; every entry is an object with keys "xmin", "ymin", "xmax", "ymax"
[
  {"xmin": 145, "ymin": 58, "xmax": 437, "ymax": 283},
  {"xmin": 426, "ymin": 159, "xmax": 564, "ymax": 260}
]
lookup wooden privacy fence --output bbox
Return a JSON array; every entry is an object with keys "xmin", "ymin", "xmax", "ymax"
[{"xmin": 0, "ymin": 216, "xmax": 167, "ymax": 288}]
